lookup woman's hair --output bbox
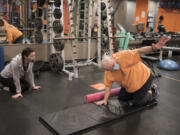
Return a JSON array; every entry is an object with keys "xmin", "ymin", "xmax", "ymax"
[
  {"xmin": 21, "ymin": 47, "xmax": 35, "ymax": 66},
  {"xmin": 22, "ymin": 47, "xmax": 34, "ymax": 58}
]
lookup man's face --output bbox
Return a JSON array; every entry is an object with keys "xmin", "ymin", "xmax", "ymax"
[{"xmin": 103, "ymin": 60, "xmax": 115, "ymax": 71}]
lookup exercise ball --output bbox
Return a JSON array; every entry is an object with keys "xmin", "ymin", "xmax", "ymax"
[{"xmin": 158, "ymin": 59, "xmax": 179, "ymax": 71}]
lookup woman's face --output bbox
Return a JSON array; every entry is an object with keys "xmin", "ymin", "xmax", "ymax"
[{"xmin": 27, "ymin": 52, "xmax": 36, "ymax": 62}]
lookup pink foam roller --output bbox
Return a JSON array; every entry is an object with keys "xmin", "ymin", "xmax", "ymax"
[{"xmin": 84, "ymin": 87, "xmax": 121, "ymax": 103}]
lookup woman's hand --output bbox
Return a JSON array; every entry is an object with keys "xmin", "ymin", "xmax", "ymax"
[
  {"xmin": 33, "ymin": 86, "xmax": 41, "ymax": 90},
  {"xmin": 96, "ymin": 100, "xmax": 108, "ymax": 106},
  {"xmin": 11, "ymin": 93, "xmax": 23, "ymax": 99}
]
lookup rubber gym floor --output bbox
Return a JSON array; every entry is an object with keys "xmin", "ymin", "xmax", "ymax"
[{"xmin": 0, "ymin": 56, "xmax": 180, "ymax": 135}]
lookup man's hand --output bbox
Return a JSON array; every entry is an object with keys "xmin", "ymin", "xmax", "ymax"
[
  {"xmin": 152, "ymin": 36, "xmax": 169, "ymax": 50},
  {"xmin": 11, "ymin": 93, "xmax": 23, "ymax": 99},
  {"xmin": 33, "ymin": 86, "xmax": 41, "ymax": 90},
  {"xmin": 96, "ymin": 87, "xmax": 111, "ymax": 106},
  {"xmin": 96, "ymin": 100, "xmax": 108, "ymax": 106}
]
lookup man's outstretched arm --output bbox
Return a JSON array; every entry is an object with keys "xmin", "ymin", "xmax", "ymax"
[{"xmin": 137, "ymin": 36, "xmax": 169, "ymax": 55}]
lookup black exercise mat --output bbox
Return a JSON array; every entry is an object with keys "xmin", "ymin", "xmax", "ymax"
[{"xmin": 39, "ymin": 101, "xmax": 157, "ymax": 135}]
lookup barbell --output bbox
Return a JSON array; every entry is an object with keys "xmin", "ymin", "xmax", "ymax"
[{"xmin": 53, "ymin": 36, "xmax": 126, "ymax": 40}]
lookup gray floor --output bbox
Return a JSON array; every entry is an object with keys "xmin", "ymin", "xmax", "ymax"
[{"xmin": 0, "ymin": 57, "xmax": 180, "ymax": 135}]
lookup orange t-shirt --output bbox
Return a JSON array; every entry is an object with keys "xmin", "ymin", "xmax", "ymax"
[
  {"xmin": 4, "ymin": 20, "xmax": 23, "ymax": 43},
  {"xmin": 104, "ymin": 49, "xmax": 150, "ymax": 93}
]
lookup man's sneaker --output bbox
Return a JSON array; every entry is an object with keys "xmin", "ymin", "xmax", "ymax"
[
  {"xmin": 107, "ymin": 99, "xmax": 125, "ymax": 115},
  {"xmin": 151, "ymin": 83, "xmax": 159, "ymax": 100}
]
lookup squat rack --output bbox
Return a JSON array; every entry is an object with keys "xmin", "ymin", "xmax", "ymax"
[{"xmin": 48, "ymin": 0, "xmax": 126, "ymax": 80}]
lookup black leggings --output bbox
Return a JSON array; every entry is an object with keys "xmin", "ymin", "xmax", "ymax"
[
  {"xmin": 13, "ymin": 35, "xmax": 24, "ymax": 44},
  {"xmin": 0, "ymin": 75, "xmax": 30, "ymax": 94},
  {"xmin": 118, "ymin": 74, "xmax": 153, "ymax": 107}
]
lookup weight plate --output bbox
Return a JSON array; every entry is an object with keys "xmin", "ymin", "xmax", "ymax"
[
  {"xmin": 49, "ymin": 53, "xmax": 64, "ymax": 72},
  {"xmin": 53, "ymin": 20, "xmax": 63, "ymax": 34},
  {"xmin": 53, "ymin": 39, "xmax": 65, "ymax": 51},
  {"xmin": 54, "ymin": 8, "xmax": 62, "ymax": 19}
]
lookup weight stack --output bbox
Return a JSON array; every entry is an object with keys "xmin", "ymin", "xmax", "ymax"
[
  {"xmin": 47, "ymin": 0, "xmax": 65, "ymax": 72},
  {"xmin": 0, "ymin": 46, "xmax": 4, "ymax": 72},
  {"xmin": 52, "ymin": 0, "xmax": 64, "ymax": 52},
  {"xmin": 100, "ymin": 1, "xmax": 109, "ymax": 51},
  {"xmin": 34, "ymin": 0, "xmax": 46, "ymax": 43},
  {"xmin": 47, "ymin": 0, "xmax": 64, "ymax": 52}
]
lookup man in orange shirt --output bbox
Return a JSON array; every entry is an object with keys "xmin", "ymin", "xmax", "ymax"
[
  {"xmin": 96, "ymin": 36, "xmax": 169, "ymax": 108},
  {"xmin": 0, "ymin": 19, "xmax": 23, "ymax": 44}
]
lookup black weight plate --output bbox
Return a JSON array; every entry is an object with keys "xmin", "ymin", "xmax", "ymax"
[
  {"xmin": 49, "ymin": 53, "xmax": 63, "ymax": 72},
  {"xmin": 101, "ymin": 2, "xmax": 106, "ymax": 11},
  {"xmin": 53, "ymin": 39, "xmax": 65, "ymax": 51},
  {"xmin": 54, "ymin": 8, "xmax": 62, "ymax": 19},
  {"xmin": 54, "ymin": 0, "xmax": 61, "ymax": 7},
  {"xmin": 53, "ymin": 20, "xmax": 63, "ymax": 33},
  {"xmin": 101, "ymin": 11, "xmax": 107, "ymax": 20}
]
